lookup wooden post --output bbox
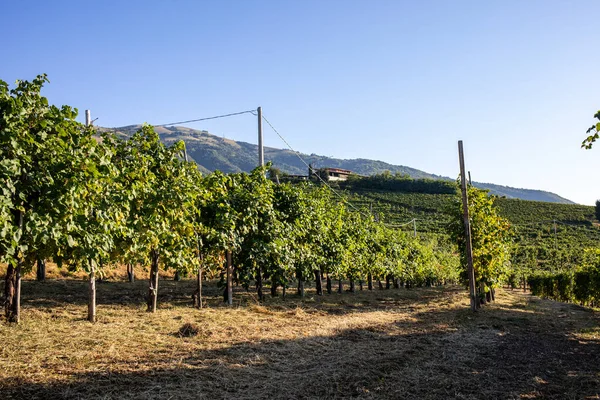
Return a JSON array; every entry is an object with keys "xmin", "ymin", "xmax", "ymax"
[
  {"xmin": 458, "ymin": 140, "xmax": 477, "ymax": 311},
  {"xmin": 195, "ymin": 251, "xmax": 203, "ymax": 309},
  {"xmin": 15, "ymin": 266, "xmax": 21, "ymax": 322},
  {"xmin": 226, "ymin": 251, "xmax": 233, "ymax": 305},
  {"xmin": 257, "ymin": 107, "xmax": 264, "ymax": 167},
  {"xmin": 88, "ymin": 261, "xmax": 96, "ymax": 322},
  {"xmin": 84, "ymin": 112, "xmax": 97, "ymax": 322}
]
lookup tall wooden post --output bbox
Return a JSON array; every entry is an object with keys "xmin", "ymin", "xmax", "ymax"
[
  {"xmin": 458, "ymin": 141, "xmax": 477, "ymax": 311},
  {"xmin": 257, "ymin": 107, "xmax": 264, "ymax": 167},
  {"xmin": 85, "ymin": 111, "xmax": 97, "ymax": 322}
]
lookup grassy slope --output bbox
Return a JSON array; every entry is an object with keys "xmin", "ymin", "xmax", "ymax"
[
  {"xmin": 0, "ymin": 278, "xmax": 598, "ymax": 399},
  {"xmin": 346, "ymin": 189, "xmax": 600, "ymax": 263}
]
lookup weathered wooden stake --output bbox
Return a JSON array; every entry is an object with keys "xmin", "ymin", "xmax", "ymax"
[
  {"xmin": 458, "ymin": 140, "xmax": 477, "ymax": 312},
  {"xmin": 14, "ymin": 266, "xmax": 21, "ymax": 323},
  {"xmin": 88, "ymin": 261, "xmax": 96, "ymax": 323},
  {"xmin": 226, "ymin": 251, "xmax": 233, "ymax": 305},
  {"xmin": 193, "ymin": 251, "xmax": 203, "ymax": 309}
]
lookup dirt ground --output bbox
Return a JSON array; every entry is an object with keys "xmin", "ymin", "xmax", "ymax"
[{"xmin": 0, "ymin": 276, "xmax": 599, "ymax": 399}]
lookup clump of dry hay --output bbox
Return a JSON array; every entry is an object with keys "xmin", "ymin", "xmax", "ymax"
[{"xmin": 177, "ymin": 322, "xmax": 200, "ymax": 337}]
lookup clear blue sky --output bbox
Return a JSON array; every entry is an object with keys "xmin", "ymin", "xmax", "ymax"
[{"xmin": 3, "ymin": 0, "xmax": 599, "ymax": 204}]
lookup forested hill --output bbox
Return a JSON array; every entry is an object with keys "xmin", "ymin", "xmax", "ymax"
[{"xmin": 107, "ymin": 124, "xmax": 575, "ymax": 204}]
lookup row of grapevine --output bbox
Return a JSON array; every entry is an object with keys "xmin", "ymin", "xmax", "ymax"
[
  {"xmin": 0, "ymin": 75, "xmax": 460, "ymax": 323},
  {"xmin": 527, "ymin": 249, "xmax": 600, "ymax": 306}
]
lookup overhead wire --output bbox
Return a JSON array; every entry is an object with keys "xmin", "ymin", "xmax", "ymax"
[
  {"xmin": 154, "ymin": 110, "xmax": 256, "ymax": 127},
  {"xmin": 261, "ymin": 113, "xmax": 416, "ymax": 228},
  {"xmin": 107, "ymin": 108, "xmax": 430, "ymax": 230}
]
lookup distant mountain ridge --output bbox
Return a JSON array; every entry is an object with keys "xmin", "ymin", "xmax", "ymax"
[{"xmin": 108, "ymin": 125, "xmax": 575, "ymax": 204}]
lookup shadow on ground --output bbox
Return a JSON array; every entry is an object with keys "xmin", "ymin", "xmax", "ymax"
[
  {"xmin": 10, "ymin": 278, "xmax": 457, "ymax": 315},
  {"xmin": 1, "ymin": 282, "xmax": 599, "ymax": 399}
]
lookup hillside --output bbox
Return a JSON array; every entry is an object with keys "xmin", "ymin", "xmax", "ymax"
[
  {"xmin": 345, "ymin": 188, "xmax": 599, "ymax": 271},
  {"xmin": 107, "ymin": 125, "xmax": 574, "ymax": 204}
]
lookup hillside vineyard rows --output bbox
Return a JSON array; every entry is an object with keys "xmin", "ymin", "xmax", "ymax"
[
  {"xmin": 342, "ymin": 176, "xmax": 600, "ymax": 306},
  {"xmin": 1, "ymin": 75, "xmax": 599, "ymax": 326}
]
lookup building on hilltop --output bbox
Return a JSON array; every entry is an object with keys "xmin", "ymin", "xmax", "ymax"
[
  {"xmin": 308, "ymin": 164, "xmax": 354, "ymax": 182},
  {"xmin": 271, "ymin": 165, "xmax": 356, "ymax": 184}
]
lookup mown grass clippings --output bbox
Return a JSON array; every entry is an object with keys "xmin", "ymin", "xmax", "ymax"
[{"xmin": 0, "ymin": 279, "xmax": 598, "ymax": 399}]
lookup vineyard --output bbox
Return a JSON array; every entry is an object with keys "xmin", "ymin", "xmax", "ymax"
[
  {"xmin": 0, "ymin": 76, "xmax": 462, "ymax": 325},
  {"xmin": 1, "ymin": 76, "xmax": 599, "ymax": 399},
  {"xmin": 344, "ymin": 185, "xmax": 600, "ymax": 270}
]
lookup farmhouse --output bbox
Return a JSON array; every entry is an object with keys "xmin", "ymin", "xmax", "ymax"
[{"xmin": 314, "ymin": 167, "xmax": 354, "ymax": 182}]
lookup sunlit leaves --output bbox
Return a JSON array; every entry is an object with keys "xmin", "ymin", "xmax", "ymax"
[{"xmin": 581, "ymin": 110, "xmax": 600, "ymax": 149}]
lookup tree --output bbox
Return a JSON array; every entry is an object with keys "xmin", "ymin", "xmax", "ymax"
[
  {"xmin": 595, "ymin": 200, "xmax": 600, "ymax": 222},
  {"xmin": 582, "ymin": 110, "xmax": 600, "ymax": 149}
]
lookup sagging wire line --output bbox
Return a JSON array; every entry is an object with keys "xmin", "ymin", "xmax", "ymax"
[
  {"xmin": 154, "ymin": 110, "xmax": 256, "ymax": 127},
  {"xmin": 261, "ymin": 113, "xmax": 415, "ymax": 228},
  {"xmin": 261, "ymin": 114, "xmax": 370, "ymax": 217},
  {"xmin": 386, "ymin": 218, "xmax": 418, "ymax": 228}
]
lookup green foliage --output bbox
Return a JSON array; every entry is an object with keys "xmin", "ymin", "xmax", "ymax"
[
  {"xmin": 448, "ymin": 185, "xmax": 512, "ymax": 291},
  {"xmin": 113, "ymin": 125, "xmax": 200, "ymax": 275},
  {"xmin": 528, "ymin": 249, "xmax": 600, "ymax": 306},
  {"xmin": 341, "ymin": 173, "xmax": 456, "ymax": 194},
  {"xmin": 344, "ymin": 188, "xmax": 599, "ymax": 274},
  {"xmin": 582, "ymin": 110, "xmax": 600, "ymax": 149},
  {"xmin": 0, "ymin": 74, "xmax": 95, "ymax": 271},
  {"xmin": 596, "ymin": 200, "xmax": 600, "ymax": 221}
]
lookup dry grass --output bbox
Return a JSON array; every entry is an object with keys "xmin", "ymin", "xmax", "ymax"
[{"xmin": 0, "ymin": 277, "xmax": 599, "ymax": 399}]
